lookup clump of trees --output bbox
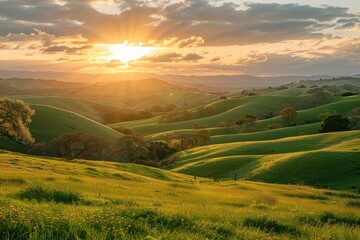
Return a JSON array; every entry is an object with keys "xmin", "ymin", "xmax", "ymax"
[
  {"xmin": 29, "ymin": 130, "xmax": 202, "ymax": 168},
  {"xmin": 113, "ymin": 127, "xmax": 133, "ymax": 135},
  {"xmin": 347, "ymin": 107, "xmax": 360, "ymax": 129},
  {"xmin": 280, "ymin": 107, "xmax": 298, "ymax": 126},
  {"xmin": 236, "ymin": 114, "xmax": 257, "ymax": 133},
  {"xmin": 320, "ymin": 115, "xmax": 350, "ymax": 133},
  {"xmin": 160, "ymin": 110, "xmax": 192, "ymax": 123},
  {"xmin": 267, "ymin": 124, "xmax": 282, "ymax": 130},
  {"xmin": 341, "ymin": 92, "xmax": 358, "ymax": 97},
  {"xmin": 0, "ymin": 98, "xmax": 35, "ymax": 146},
  {"xmin": 310, "ymin": 91, "xmax": 331, "ymax": 107},
  {"xmin": 29, "ymin": 132, "xmax": 111, "ymax": 160},
  {"xmin": 165, "ymin": 129, "xmax": 211, "ymax": 151},
  {"xmin": 148, "ymin": 102, "xmax": 177, "ymax": 113}
]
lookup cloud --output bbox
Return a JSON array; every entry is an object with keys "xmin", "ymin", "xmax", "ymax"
[
  {"xmin": 43, "ymin": 44, "xmax": 92, "ymax": 54},
  {"xmin": 0, "ymin": 0, "xmax": 357, "ymax": 46},
  {"xmin": 182, "ymin": 53, "xmax": 204, "ymax": 62},
  {"xmin": 141, "ymin": 52, "xmax": 204, "ymax": 62}
]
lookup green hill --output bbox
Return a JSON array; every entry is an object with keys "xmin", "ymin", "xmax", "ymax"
[
  {"xmin": 118, "ymin": 95, "xmax": 359, "ymax": 137},
  {"xmin": 174, "ymin": 131, "xmax": 360, "ymax": 189},
  {"xmin": 0, "ymin": 104, "xmax": 122, "ymax": 152},
  {"xmin": 21, "ymin": 96, "xmax": 134, "ymax": 123}
]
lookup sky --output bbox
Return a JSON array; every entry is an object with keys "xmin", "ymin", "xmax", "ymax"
[{"xmin": 0, "ymin": 0, "xmax": 359, "ymax": 76}]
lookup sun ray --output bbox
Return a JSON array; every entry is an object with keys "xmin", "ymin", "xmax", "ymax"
[{"xmin": 107, "ymin": 43, "xmax": 154, "ymax": 63}]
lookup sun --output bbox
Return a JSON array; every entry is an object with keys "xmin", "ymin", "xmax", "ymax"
[{"xmin": 108, "ymin": 43, "xmax": 154, "ymax": 63}]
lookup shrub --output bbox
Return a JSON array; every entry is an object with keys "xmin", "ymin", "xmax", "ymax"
[
  {"xmin": 341, "ymin": 92, "xmax": 358, "ymax": 97},
  {"xmin": 243, "ymin": 217, "xmax": 298, "ymax": 234},
  {"xmin": 320, "ymin": 115, "xmax": 350, "ymax": 133},
  {"xmin": 16, "ymin": 186, "xmax": 82, "ymax": 204},
  {"xmin": 113, "ymin": 127, "xmax": 133, "ymax": 135},
  {"xmin": 267, "ymin": 124, "xmax": 282, "ymax": 130},
  {"xmin": 347, "ymin": 201, "xmax": 360, "ymax": 208}
]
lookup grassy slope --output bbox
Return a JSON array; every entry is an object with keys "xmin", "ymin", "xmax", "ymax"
[
  {"xmin": 0, "ymin": 150, "xmax": 360, "ymax": 239},
  {"xmin": 0, "ymin": 104, "xmax": 122, "ymax": 152},
  {"xmin": 21, "ymin": 96, "xmax": 134, "ymax": 123},
  {"xmin": 133, "ymin": 89, "xmax": 219, "ymax": 109},
  {"xmin": 174, "ymin": 131, "xmax": 360, "ymax": 188},
  {"xmin": 115, "ymin": 96, "xmax": 308, "ymax": 134},
  {"xmin": 132, "ymin": 96, "xmax": 360, "ymax": 140}
]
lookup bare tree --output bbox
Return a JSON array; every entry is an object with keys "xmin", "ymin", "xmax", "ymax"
[
  {"xmin": 46, "ymin": 132, "xmax": 110, "ymax": 160},
  {"xmin": 0, "ymin": 98, "xmax": 35, "ymax": 146},
  {"xmin": 111, "ymin": 135, "xmax": 150, "ymax": 162}
]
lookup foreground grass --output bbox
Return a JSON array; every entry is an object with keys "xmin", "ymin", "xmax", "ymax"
[{"xmin": 0, "ymin": 151, "xmax": 360, "ymax": 239}]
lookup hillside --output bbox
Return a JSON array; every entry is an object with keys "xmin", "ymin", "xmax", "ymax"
[
  {"xmin": 21, "ymin": 97, "xmax": 134, "ymax": 123},
  {"xmin": 174, "ymin": 131, "xmax": 360, "ymax": 189},
  {"xmin": 115, "ymin": 95, "xmax": 360, "ymax": 137},
  {"xmin": 0, "ymin": 104, "xmax": 122, "ymax": 152},
  {"xmin": 0, "ymin": 150, "xmax": 359, "ymax": 239}
]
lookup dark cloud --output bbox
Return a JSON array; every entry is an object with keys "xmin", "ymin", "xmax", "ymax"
[
  {"xmin": 43, "ymin": 44, "xmax": 92, "ymax": 54},
  {"xmin": 0, "ymin": 0, "xmax": 357, "ymax": 46},
  {"xmin": 141, "ymin": 52, "xmax": 204, "ymax": 63},
  {"xmin": 182, "ymin": 53, "xmax": 204, "ymax": 62}
]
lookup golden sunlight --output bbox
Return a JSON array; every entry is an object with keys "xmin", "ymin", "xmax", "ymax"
[{"xmin": 108, "ymin": 43, "xmax": 154, "ymax": 63}]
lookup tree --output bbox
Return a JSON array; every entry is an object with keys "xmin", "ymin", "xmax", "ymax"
[
  {"xmin": 148, "ymin": 141, "xmax": 176, "ymax": 161},
  {"xmin": 111, "ymin": 135, "xmax": 149, "ymax": 162},
  {"xmin": 280, "ymin": 107, "xmax": 298, "ymax": 126},
  {"xmin": 267, "ymin": 124, "xmax": 282, "ymax": 130},
  {"xmin": 320, "ymin": 115, "xmax": 350, "ymax": 133},
  {"xmin": 193, "ymin": 129, "xmax": 211, "ymax": 144},
  {"xmin": 346, "ymin": 107, "xmax": 360, "ymax": 129},
  {"xmin": 217, "ymin": 121, "xmax": 227, "ymax": 128},
  {"xmin": 311, "ymin": 91, "xmax": 331, "ymax": 106},
  {"xmin": 41, "ymin": 132, "xmax": 110, "ymax": 160},
  {"xmin": 165, "ymin": 133, "xmax": 198, "ymax": 151},
  {"xmin": 236, "ymin": 114, "xmax": 257, "ymax": 132},
  {"xmin": 113, "ymin": 127, "xmax": 133, "ymax": 135},
  {"xmin": 0, "ymin": 98, "xmax": 35, "ymax": 146},
  {"xmin": 225, "ymin": 117, "xmax": 236, "ymax": 128},
  {"xmin": 162, "ymin": 102, "xmax": 177, "ymax": 112},
  {"xmin": 160, "ymin": 156, "xmax": 178, "ymax": 168}
]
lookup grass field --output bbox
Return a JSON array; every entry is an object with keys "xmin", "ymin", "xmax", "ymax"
[
  {"xmin": 1, "ymin": 150, "xmax": 360, "ymax": 239},
  {"xmin": 174, "ymin": 131, "xmax": 360, "ymax": 189}
]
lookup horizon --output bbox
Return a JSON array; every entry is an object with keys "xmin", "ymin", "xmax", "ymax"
[{"xmin": 0, "ymin": 0, "xmax": 359, "ymax": 77}]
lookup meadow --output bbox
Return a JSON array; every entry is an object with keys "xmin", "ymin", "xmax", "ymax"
[
  {"xmin": 0, "ymin": 77, "xmax": 360, "ymax": 239},
  {"xmin": 1, "ymin": 151, "xmax": 360, "ymax": 240}
]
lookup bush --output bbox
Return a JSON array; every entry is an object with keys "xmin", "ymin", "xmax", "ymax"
[
  {"xmin": 16, "ymin": 186, "xmax": 82, "ymax": 204},
  {"xmin": 243, "ymin": 217, "xmax": 298, "ymax": 234},
  {"xmin": 341, "ymin": 92, "xmax": 358, "ymax": 97},
  {"xmin": 267, "ymin": 124, "xmax": 282, "ymax": 130},
  {"xmin": 320, "ymin": 115, "xmax": 350, "ymax": 133},
  {"xmin": 113, "ymin": 127, "xmax": 133, "ymax": 135}
]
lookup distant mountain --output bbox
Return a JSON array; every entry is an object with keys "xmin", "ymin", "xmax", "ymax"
[{"xmin": 0, "ymin": 69, "xmax": 336, "ymax": 91}]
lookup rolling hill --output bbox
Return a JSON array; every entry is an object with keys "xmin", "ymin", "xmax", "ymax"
[
  {"xmin": 114, "ymin": 95, "xmax": 360, "ymax": 137},
  {"xmin": 21, "ymin": 96, "xmax": 134, "ymax": 123},
  {"xmin": 174, "ymin": 131, "xmax": 360, "ymax": 189}
]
